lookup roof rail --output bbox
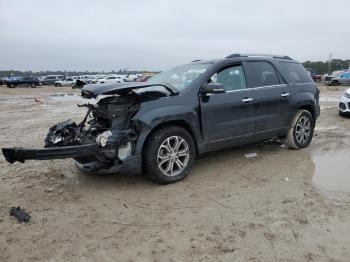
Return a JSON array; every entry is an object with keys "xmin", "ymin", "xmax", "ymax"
[
  {"xmin": 191, "ymin": 59, "xmax": 201, "ymax": 62},
  {"xmin": 226, "ymin": 53, "xmax": 292, "ymax": 60}
]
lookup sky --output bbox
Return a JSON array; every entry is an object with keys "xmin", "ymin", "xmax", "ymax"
[{"xmin": 0, "ymin": 0, "xmax": 349, "ymax": 71}]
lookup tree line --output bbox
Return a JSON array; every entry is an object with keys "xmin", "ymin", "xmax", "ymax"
[{"xmin": 303, "ymin": 59, "xmax": 350, "ymax": 75}]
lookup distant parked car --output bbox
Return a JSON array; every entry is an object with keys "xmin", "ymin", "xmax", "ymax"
[
  {"xmin": 124, "ymin": 74, "xmax": 137, "ymax": 82},
  {"xmin": 329, "ymin": 72, "xmax": 350, "ymax": 86},
  {"xmin": 135, "ymin": 75, "xmax": 152, "ymax": 82},
  {"xmin": 339, "ymin": 88, "xmax": 350, "ymax": 116},
  {"xmin": 6, "ymin": 77, "xmax": 39, "ymax": 88},
  {"xmin": 97, "ymin": 76, "xmax": 124, "ymax": 84},
  {"xmin": 83, "ymin": 76, "xmax": 96, "ymax": 84},
  {"xmin": 90, "ymin": 76, "xmax": 105, "ymax": 84},
  {"xmin": 306, "ymin": 69, "xmax": 322, "ymax": 83},
  {"xmin": 41, "ymin": 75, "xmax": 64, "ymax": 85},
  {"xmin": 1, "ymin": 77, "xmax": 9, "ymax": 85},
  {"xmin": 54, "ymin": 78, "xmax": 76, "ymax": 87}
]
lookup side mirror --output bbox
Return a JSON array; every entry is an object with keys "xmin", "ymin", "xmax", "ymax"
[{"xmin": 201, "ymin": 82, "xmax": 225, "ymax": 95}]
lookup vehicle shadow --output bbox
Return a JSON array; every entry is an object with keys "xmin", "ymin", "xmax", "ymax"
[{"xmin": 75, "ymin": 139, "xmax": 315, "ymax": 190}]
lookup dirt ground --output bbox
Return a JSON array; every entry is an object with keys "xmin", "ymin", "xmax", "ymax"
[{"xmin": 0, "ymin": 84, "xmax": 350, "ymax": 262}]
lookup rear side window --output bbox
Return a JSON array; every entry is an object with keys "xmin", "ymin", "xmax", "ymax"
[
  {"xmin": 245, "ymin": 61, "xmax": 280, "ymax": 87},
  {"xmin": 280, "ymin": 62, "xmax": 313, "ymax": 83}
]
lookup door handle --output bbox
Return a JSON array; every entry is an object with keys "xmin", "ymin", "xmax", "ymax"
[
  {"xmin": 281, "ymin": 93, "xmax": 290, "ymax": 97},
  {"xmin": 241, "ymin": 97, "xmax": 254, "ymax": 103}
]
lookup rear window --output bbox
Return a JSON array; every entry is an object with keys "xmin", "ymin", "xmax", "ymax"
[
  {"xmin": 245, "ymin": 61, "xmax": 280, "ymax": 87},
  {"xmin": 281, "ymin": 62, "xmax": 313, "ymax": 83}
]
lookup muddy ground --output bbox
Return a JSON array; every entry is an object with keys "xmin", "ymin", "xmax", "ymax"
[{"xmin": 0, "ymin": 84, "xmax": 350, "ymax": 262}]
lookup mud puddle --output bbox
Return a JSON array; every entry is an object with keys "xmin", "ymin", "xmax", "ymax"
[
  {"xmin": 312, "ymin": 148, "xmax": 350, "ymax": 192},
  {"xmin": 319, "ymin": 95, "xmax": 340, "ymax": 103}
]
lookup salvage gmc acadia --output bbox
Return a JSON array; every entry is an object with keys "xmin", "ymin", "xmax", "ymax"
[{"xmin": 2, "ymin": 54, "xmax": 320, "ymax": 184}]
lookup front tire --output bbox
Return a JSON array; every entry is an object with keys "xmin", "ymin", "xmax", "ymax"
[
  {"xmin": 332, "ymin": 80, "xmax": 339, "ymax": 86},
  {"xmin": 143, "ymin": 126, "xmax": 195, "ymax": 184},
  {"xmin": 282, "ymin": 110, "xmax": 315, "ymax": 149}
]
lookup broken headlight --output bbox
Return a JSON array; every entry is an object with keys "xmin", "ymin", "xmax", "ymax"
[{"xmin": 44, "ymin": 119, "xmax": 79, "ymax": 148}]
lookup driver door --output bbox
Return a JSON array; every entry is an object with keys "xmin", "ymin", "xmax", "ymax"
[{"xmin": 200, "ymin": 64, "xmax": 255, "ymax": 151}]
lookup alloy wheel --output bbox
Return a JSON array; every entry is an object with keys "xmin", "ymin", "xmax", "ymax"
[
  {"xmin": 295, "ymin": 116, "xmax": 311, "ymax": 145},
  {"xmin": 157, "ymin": 136, "xmax": 190, "ymax": 177}
]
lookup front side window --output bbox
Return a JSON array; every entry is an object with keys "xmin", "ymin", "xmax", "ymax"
[
  {"xmin": 245, "ymin": 61, "xmax": 280, "ymax": 87},
  {"xmin": 148, "ymin": 63, "xmax": 211, "ymax": 91},
  {"xmin": 341, "ymin": 73, "xmax": 350, "ymax": 78},
  {"xmin": 210, "ymin": 65, "xmax": 246, "ymax": 91}
]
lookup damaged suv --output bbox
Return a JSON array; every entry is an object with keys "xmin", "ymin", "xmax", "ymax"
[{"xmin": 2, "ymin": 54, "xmax": 320, "ymax": 184}]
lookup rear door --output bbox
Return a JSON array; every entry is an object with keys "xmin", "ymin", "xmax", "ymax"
[
  {"xmin": 200, "ymin": 64, "xmax": 255, "ymax": 150},
  {"xmin": 243, "ymin": 61, "xmax": 291, "ymax": 139}
]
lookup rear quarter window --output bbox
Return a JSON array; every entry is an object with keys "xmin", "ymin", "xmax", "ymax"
[{"xmin": 280, "ymin": 62, "xmax": 313, "ymax": 83}]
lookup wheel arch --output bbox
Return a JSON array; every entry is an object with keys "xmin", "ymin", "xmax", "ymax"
[
  {"xmin": 141, "ymin": 120, "xmax": 199, "ymax": 158},
  {"xmin": 297, "ymin": 104, "xmax": 315, "ymax": 121},
  {"xmin": 292, "ymin": 92, "xmax": 318, "ymax": 122}
]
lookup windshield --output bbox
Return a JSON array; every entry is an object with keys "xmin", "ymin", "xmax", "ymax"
[{"xmin": 148, "ymin": 63, "xmax": 211, "ymax": 91}]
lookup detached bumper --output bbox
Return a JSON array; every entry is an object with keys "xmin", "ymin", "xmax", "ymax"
[{"xmin": 2, "ymin": 144, "xmax": 100, "ymax": 164}]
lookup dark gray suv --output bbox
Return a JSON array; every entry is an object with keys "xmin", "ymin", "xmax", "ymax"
[{"xmin": 3, "ymin": 54, "xmax": 320, "ymax": 184}]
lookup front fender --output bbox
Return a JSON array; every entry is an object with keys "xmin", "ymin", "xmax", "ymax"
[{"xmin": 132, "ymin": 105, "xmax": 201, "ymax": 155}]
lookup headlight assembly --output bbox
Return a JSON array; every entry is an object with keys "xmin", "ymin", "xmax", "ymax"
[{"xmin": 343, "ymin": 92, "xmax": 350, "ymax": 99}]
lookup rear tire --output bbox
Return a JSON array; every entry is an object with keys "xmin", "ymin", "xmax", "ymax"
[
  {"xmin": 8, "ymin": 84, "xmax": 16, "ymax": 88},
  {"xmin": 282, "ymin": 110, "xmax": 314, "ymax": 149},
  {"xmin": 143, "ymin": 126, "xmax": 195, "ymax": 184}
]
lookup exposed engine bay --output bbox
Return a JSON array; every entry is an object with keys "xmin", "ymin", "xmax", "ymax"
[
  {"xmin": 2, "ymin": 82, "xmax": 177, "ymax": 173},
  {"xmin": 44, "ymin": 95, "xmax": 140, "ymax": 171}
]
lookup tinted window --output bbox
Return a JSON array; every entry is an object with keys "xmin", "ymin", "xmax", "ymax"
[
  {"xmin": 245, "ymin": 61, "xmax": 280, "ymax": 87},
  {"xmin": 210, "ymin": 65, "xmax": 246, "ymax": 91},
  {"xmin": 280, "ymin": 62, "xmax": 313, "ymax": 83}
]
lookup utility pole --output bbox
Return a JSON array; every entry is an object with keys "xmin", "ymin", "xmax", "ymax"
[{"xmin": 327, "ymin": 53, "xmax": 332, "ymax": 75}]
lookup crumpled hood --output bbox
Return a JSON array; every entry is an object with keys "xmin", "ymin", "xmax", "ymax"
[{"xmin": 81, "ymin": 82, "xmax": 178, "ymax": 98}]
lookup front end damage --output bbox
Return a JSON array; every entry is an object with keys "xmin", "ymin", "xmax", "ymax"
[{"xmin": 2, "ymin": 82, "xmax": 177, "ymax": 174}]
